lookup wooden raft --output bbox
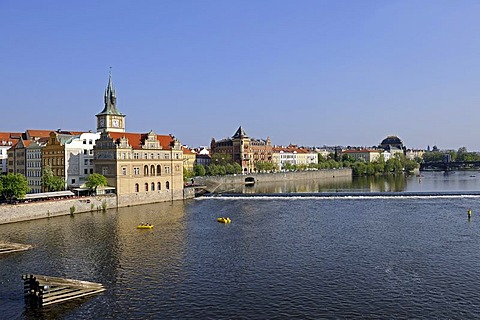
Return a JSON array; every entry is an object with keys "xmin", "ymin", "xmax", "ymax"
[
  {"xmin": 23, "ymin": 274, "xmax": 105, "ymax": 307},
  {"xmin": 0, "ymin": 242, "xmax": 33, "ymax": 254}
]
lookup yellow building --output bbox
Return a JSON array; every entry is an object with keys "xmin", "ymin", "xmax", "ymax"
[
  {"xmin": 42, "ymin": 131, "xmax": 83, "ymax": 190},
  {"xmin": 93, "ymin": 73, "xmax": 184, "ymax": 204},
  {"xmin": 182, "ymin": 147, "xmax": 196, "ymax": 173}
]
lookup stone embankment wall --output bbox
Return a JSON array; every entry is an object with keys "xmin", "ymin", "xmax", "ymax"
[
  {"xmin": 0, "ymin": 188, "xmax": 195, "ymax": 225},
  {"xmin": 194, "ymin": 168, "xmax": 352, "ymax": 192},
  {"xmin": 0, "ymin": 196, "xmax": 117, "ymax": 225}
]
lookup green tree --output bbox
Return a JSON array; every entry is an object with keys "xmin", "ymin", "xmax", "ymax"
[
  {"xmin": 232, "ymin": 163, "xmax": 242, "ymax": 174},
  {"xmin": 211, "ymin": 153, "xmax": 232, "ymax": 166},
  {"xmin": 0, "ymin": 173, "xmax": 29, "ymax": 202},
  {"xmin": 41, "ymin": 166, "xmax": 65, "ymax": 192},
  {"xmin": 193, "ymin": 164, "xmax": 206, "ymax": 176},
  {"xmin": 85, "ymin": 173, "xmax": 108, "ymax": 193}
]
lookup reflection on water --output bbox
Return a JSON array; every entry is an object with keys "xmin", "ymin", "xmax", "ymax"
[
  {"xmin": 214, "ymin": 171, "xmax": 480, "ymax": 194},
  {"xmin": 1, "ymin": 171, "xmax": 480, "ymax": 319}
]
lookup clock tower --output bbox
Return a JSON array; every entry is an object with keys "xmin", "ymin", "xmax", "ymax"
[{"xmin": 96, "ymin": 72, "xmax": 126, "ymax": 133}]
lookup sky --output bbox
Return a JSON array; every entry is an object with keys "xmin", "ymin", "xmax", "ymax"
[{"xmin": 2, "ymin": 1, "xmax": 480, "ymax": 151}]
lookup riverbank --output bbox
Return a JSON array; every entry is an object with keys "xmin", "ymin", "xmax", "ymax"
[
  {"xmin": 0, "ymin": 188, "xmax": 195, "ymax": 225},
  {"xmin": 193, "ymin": 168, "xmax": 352, "ymax": 193}
]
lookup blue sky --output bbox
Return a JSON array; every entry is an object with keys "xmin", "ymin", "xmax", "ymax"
[{"xmin": 2, "ymin": 1, "xmax": 480, "ymax": 150}]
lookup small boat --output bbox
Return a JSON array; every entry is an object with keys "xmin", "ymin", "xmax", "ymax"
[
  {"xmin": 217, "ymin": 217, "xmax": 231, "ymax": 224},
  {"xmin": 137, "ymin": 224, "xmax": 153, "ymax": 229}
]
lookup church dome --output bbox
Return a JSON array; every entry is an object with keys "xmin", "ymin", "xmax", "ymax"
[{"xmin": 380, "ymin": 136, "xmax": 403, "ymax": 149}]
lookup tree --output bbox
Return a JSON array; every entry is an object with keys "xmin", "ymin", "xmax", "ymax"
[
  {"xmin": 0, "ymin": 173, "xmax": 29, "ymax": 202},
  {"xmin": 41, "ymin": 166, "xmax": 65, "ymax": 192},
  {"xmin": 211, "ymin": 153, "xmax": 232, "ymax": 166},
  {"xmin": 85, "ymin": 173, "xmax": 108, "ymax": 193},
  {"xmin": 193, "ymin": 164, "xmax": 206, "ymax": 176}
]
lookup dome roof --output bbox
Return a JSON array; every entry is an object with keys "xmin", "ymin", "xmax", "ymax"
[{"xmin": 380, "ymin": 136, "xmax": 403, "ymax": 148}]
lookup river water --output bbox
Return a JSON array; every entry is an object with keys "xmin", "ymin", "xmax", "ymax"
[{"xmin": 2, "ymin": 171, "xmax": 480, "ymax": 319}]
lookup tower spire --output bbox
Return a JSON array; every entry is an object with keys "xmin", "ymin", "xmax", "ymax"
[{"xmin": 99, "ymin": 69, "xmax": 120, "ymax": 115}]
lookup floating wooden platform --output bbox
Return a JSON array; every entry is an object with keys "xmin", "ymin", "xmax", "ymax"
[
  {"xmin": 0, "ymin": 242, "xmax": 33, "ymax": 254},
  {"xmin": 23, "ymin": 274, "xmax": 105, "ymax": 307}
]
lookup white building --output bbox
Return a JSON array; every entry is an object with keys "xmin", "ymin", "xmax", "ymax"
[
  {"xmin": 26, "ymin": 138, "xmax": 48, "ymax": 193},
  {"xmin": 65, "ymin": 132, "xmax": 101, "ymax": 188},
  {"xmin": 272, "ymin": 146, "xmax": 318, "ymax": 169}
]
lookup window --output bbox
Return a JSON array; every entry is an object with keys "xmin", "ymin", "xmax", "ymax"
[
  {"xmin": 145, "ymin": 183, "xmax": 149, "ymax": 191},
  {"xmin": 72, "ymin": 179, "xmax": 75, "ymax": 184},
  {"xmin": 84, "ymin": 150, "xmax": 88, "ymax": 155},
  {"xmin": 134, "ymin": 167, "xmax": 140, "ymax": 175},
  {"xmin": 102, "ymin": 167, "xmax": 108, "ymax": 175},
  {"xmin": 144, "ymin": 165, "xmax": 149, "ymax": 176},
  {"xmin": 165, "ymin": 166, "xmax": 170, "ymax": 174},
  {"xmin": 134, "ymin": 153, "xmax": 139, "ymax": 159},
  {"xmin": 157, "ymin": 165, "xmax": 161, "ymax": 176},
  {"xmin": 84, "ymin": 159, "xmax": 88, "ymax": 165},
  {"xmin": 90, "ymin": 169, "xmax": 93, "ymax": 174},
  {"xmin": 89, "ymin": 139, "xmax": 93, "ymax": 144},
  {"xmin": 150, "ymin": 165, "xmax": 155, "ymax": 176},
  {"xmin": 84, "ymin": 169, "xmax": 88, "ymax": 174},
  {"xmin": 135, "ymin": 183, "xmax": 139, "ymax": 192},
  {"xmin": 151, "ymin": 182, "xmax": 155, "ymax": 191},
  {"xmin": 158, "ymin": 182, "xmax": 161, "ymax": 190},
  {"xmin": 166, "ymin": 181, "xmax": 170, "ymax": 190},
  {"xmin": 122, "ymin": 167, "xmax": 127, "ymax": 175}
]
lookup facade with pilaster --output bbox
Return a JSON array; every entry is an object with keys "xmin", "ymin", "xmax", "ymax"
[
  {"xmin": 93, "ymin": 73, "xmax": 184, "ymax": 202},
  {"xmin": 210, "ymin": 126, "xmax": 273, "ymax": 173}
]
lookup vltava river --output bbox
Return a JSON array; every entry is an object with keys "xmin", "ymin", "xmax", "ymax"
[{"xmin": 1, "ymin": 171, "xmax": 480, "ymax": 319}]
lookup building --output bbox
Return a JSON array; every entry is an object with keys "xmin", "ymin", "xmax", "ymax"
[
  {"xmin": 42, "ymin": 130, "xmax": 86, "ymax": 190},
  {"xmin": 25, "ymin": 138, "xmax": 48, "ymax": 193},
  {"xmin": 210, "ymin": 126, "xmax": 273, "ymax": 173},
  {"xmin": 7, "ymin": 130, "xmax": 52, "ymax": 175},
  {"xmin": 92, "ymin": 73, "xmax": 184, "ymax": 204},
  {"xmin": 96, "ymin": 73, "xmax": 126, "ymax": 134},
  {"xmin": 182, "ymin": 147, "xmax": 196, "ymax": 173},
  {"xmin": 65, "ymin": 132, "xmax": 101, "ymax": 188},
  {"xmin": 195, "ymin": 147, "xmax": 211, "ymax": 167},
  {"xmin": 342, "ymin": 149, "xmax": 383, "ymax": 162},
  {"xmin": 0, "ymin": 132, "xmax": 20, "ymax": 175},
  {"xmin": 272, "ymin": 145, "xmax": 318, "ymax": 169}
]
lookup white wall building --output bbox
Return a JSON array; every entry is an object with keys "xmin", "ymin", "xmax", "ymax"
[
  {"xmin": 65, "ymin": 132, "xmax": 101, "ymax": 188},
  {"xmin": 26, "ymin": 139, "xmax": 48, "ymax": 193}
]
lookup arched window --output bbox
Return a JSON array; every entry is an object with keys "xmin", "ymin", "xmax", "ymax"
[
  {"xmin": 144, "ymin": 165, "xmax": 149, "ymax": 176},
  {"xmin": 145, "ymin": 183, "xmax": 149, "ymax": 191},
  {"xmin": 158, "ymin": 182, "xmax": 161, "ymax": 190},
  {"xmin": 166, "ymin": 181, "xmax": 170, "ymax": 190},
  {"xmin": 151, "ymin": 182, "xmax": 155, "ymax": 191},
  {"xmin": 157, "ymin": 165, "xmax": 161, "ymax": 176},
  {"xmin": 135, "ymin": 183, "xmax": 139, "ymax": 192},
  {"xmin": 150, "ymin": 165, "xmax": 155, "ymax": 176}
]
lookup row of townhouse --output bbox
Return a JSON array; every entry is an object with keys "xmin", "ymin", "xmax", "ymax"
[
  {"xmin": 341, "ymin": 148, "xmax": 425, "ymax": 162},
  {"xmin": 5, "ymin": 130, "xmax": 100, "ymax": 193},
  {"xmin": 272, "ymin": 145, "xmax": 318, "ymax": 169},
  {"xmin": 1, "ymin": 73, "xmax": 185, "ymax": 201}
]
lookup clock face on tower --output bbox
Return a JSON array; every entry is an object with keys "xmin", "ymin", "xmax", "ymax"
[
  {"xmin": 112, "ymin": 119, "xmax": 119, "ymax": 127},
  {"xmin": 99, "ymin": 118, "xmax": 105, "ymax": 127}
]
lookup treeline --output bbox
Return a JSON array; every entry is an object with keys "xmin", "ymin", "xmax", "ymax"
[
  {"xmin": 423, "ymin": 147, "xmax": 480, "ymax": 162},
  {"xmin": 185, "ymin": 152, "xmax": 421, "ymax": 179}
]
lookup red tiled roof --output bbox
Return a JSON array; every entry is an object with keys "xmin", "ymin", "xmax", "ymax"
[
  {"xmin": 25, "ymin": 130, "xmax": 53, "ymax": 138},
  {"xmin": 108, "ymin": 132, "xmax": 175, "ymax": 150},
  {"xmin": 273, "ymin": 146, "xmax": 309, "ymax": 153},
  {"xmin": 0, "ymin": 132, "xmax": 21, "ymax": 146},
  {"xmin": 182, "ymin": 147, "xmax": 195, "ymax": 155}
]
